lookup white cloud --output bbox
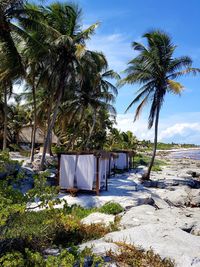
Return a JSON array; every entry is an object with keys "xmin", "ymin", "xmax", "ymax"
[
  {"xmin": 115, "ymin": 112, "xmax": 200, "ymax": 145},
  {"xmin": 159, "ymin": 123, "xmax": 200, "ymax": 144},
  {"xmin": 86, "ymin": 32, "xmax": 135, "ymax": 71}
]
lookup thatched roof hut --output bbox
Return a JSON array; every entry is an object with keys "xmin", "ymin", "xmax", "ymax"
[{"xmin": 19, "ymin": 125, "xmax": 58, "ymax": 144}]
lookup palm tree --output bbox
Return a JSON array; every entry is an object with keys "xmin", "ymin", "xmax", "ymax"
[
  {"xmin": 0, "ymin": 0, "xmax": 29, "ymax": 150},
  {"xmin": 17, "ymin": 2, "xmax": 99, "ymax": 169},
  {"xmin": 122, "ymin": 30, "xmax": 200, "ymax": 179},
  {"xmin": 79, "ymin": 53, "xmax": 119, "ymax": 149}
]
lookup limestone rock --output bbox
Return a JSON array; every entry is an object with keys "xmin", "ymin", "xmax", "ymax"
[
  {"xmin": 104, "ymin": 224, "xmax": 200, "ymax": 267},
  {"xmin": 191, "ymin": 225, "xmax": 200, "ymax": 236},
  {"xmin": 81, "ymin": 212, "xmax": 115, "ymax": 227},
  {"xmin": 188, "ymin": 190, "xmax": 200, "ymax": 207},
  {"xmin": 79, "ymin": 240, "xmax": 119, "ymax": 256}
]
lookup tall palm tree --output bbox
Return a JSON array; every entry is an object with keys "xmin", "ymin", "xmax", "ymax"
[
  {"xmin": 122, "ymin": 30, "xmax": 200, "ymax": 179},
  {"xmin": 18, "ymin": 2, "xmax": 99, "ymax": 169},
  {"xmin": 79, "ymin": 53, "xmax": 119, "ymax": 149},
  {"xmin": 0, "ymin": 0, "xmax": 28, "ymax": 149}
]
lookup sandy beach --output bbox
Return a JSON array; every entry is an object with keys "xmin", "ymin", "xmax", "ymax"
[
  {"xmin": 41, "ymin": 150, "xmax": 200, "ymax": 266},
  {"xmin": 10, "ymin": 150, "xmax": 200, "ymax": 266}
]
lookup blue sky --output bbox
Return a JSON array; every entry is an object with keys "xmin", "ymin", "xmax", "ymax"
[{"xmin": 40, "ymin": 0, "xmax": 200, "ymax": 144}]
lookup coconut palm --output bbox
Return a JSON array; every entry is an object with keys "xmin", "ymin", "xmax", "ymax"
[
  {"xmin": 122, "ymin": 30, "xmax": 200, "ymax": 179},
  {"xmin": 0, "ymin": 0, "xmax": 30, "ymax": 149},
  {"xmin": 79, "ymin": 53, "xmax": 119, "ymax": 149},
  {"xmin": 17, "ymin": 2, "xmax": 99, "ymax": 168},
  {"xmin": 55, "ymin": 52, "xmax": 119, "ymax": 150}
]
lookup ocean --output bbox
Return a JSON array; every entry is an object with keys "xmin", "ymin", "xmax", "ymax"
[{"xmin": 170, "ymin": 149, "xmax": 200, "ymax": 160}]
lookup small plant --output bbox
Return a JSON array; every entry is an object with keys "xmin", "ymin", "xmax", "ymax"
[
  {"xmin": 107, "ymin": 242, "xmax": 174, "ymax": 267},
  {"xmin": 63, "ymin": 203, "xmax": 97, "ymax": 219},
  {"xmin": 133, "ymin": 153, "xmax": 167, "ymax": 172},
  {"xmin": 99, "ymin": 202, "xmax": 124, "ymax": 215},
  {"xmin": 0, "ymin": 247, "xmax": 104, "ymax": 267},
  {"xmin": 152, "ymin": 165, "xmax": 162, "ymax": 172}
]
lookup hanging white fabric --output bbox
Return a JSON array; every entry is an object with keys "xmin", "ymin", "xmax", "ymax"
[
  {"xmin": 99, "ymin": 158, "xmax": 107, "ymax": 188},
  {"xmin": 116, "ymin": 153, "xmax": 127, "ymax": 169},
  {"xmin": 75, "ymin": 154, "xmax": 95, "ymax": 190},
  {"xmin": 106, "ymin": 158, "xmax": 110, "ymax": 175},
  {"xmin": 60, "ymin": 155, "xmax": 76, "ymax": 189}
]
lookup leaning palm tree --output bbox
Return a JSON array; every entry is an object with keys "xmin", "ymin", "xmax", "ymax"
[{"xmin": 122, "ymin": 30, "xmax": 200, "ymax": 179}]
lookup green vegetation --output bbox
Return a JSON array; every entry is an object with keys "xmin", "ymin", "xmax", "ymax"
[
  {"xmin": 0, "ymin": 248, "xmax": 104, "ymax": 267},
  {"xmin": 99, "ymin": 202, "xmax": 124, "ymax": 215},
  {"xmin": 108, "ymin": 243, "xmax": 174, "ymax": 267},
  {"xmin": 134, "ymin": 153, "xmax": 167, "ymax": 172},
  {"xmin": 0, "ymin": 0, "xmax": 121, "ymax": 170},
  {"xmin": 140, "ymin": 140, "xmax": 199, "ymax": 151},
  {"xmin": 3, "ymin": 206, "xmax": 117, "ymax": 251},
  {"xmin": 0, "ymin": 151, "xmax": 123, "ymax": 265},
  {"xmin": 1, "ymin": 1, "xmax": 199, "ymax": 265}
]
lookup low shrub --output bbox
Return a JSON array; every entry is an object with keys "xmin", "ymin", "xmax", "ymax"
[
  {"xmin": 0, "ymin": 247, "xmax": 104, "ymax": 267},
  {"xmin": 134, "ymin": 153, "xmax": 167, "ymax": 172},
  {"xmin": 2, "ymin": 205, "xmax": 116, "ymax": 253},
  {"xmin": 4, "ymin": 209, "xmax": 63, "ymax": 251},
  {"xmin": 152, "ymin": 165, "xmax": 162, "ymax": 172},
  {"xmin": 63, "ymin": 203, "xmax": 97, "ymax": 219},
  {"xmin": 108, "ymin": 242, "xmax": 174, "ymax": 267},
  {"xmin": 99, "ymin": 202, "xmax": 124, "ymax": 215}
]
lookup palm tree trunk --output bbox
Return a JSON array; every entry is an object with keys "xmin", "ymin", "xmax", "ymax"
[
  {"xmin": 40, "ymin": 90, "xmax": 62, "ymax": 170},
  {"xmin": 30, "ymin": 84, "xmax": 37, "ymax": 162},
  {"xmin": 3, "ymin": 88, "xmax": 8, "ymax": 150},
  {"xmin": 47, "ymin": 130, "xmax": 52, "ymax": 155},
  {"xmin": 84, "ymin": 108, "xmax": 96, "ymax": 149},
  {"xmin": 145, "ymin": 108, "xmax": 160, "ymax": 180},
  {"xmin": 66, "ymin": 108, "xmax": 84, "ymax": 150}
]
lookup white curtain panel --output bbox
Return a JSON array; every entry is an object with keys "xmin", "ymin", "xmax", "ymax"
[
  {"xmin": 110, "ymin": 157, "xmax": 115, "ymax": 170},
  {"xmin": 76, "ymin": 155, "xmax": 95, "ymax": 190},
  {"xmin": 60, "ymin": 155, "xmax": 76, "ymax": 189},
  {"xmin": 106, "ymin": 158, "xmax": 110, "ymax": 175},
  {"xmin": 99, "ymin": 158, "xmax": 107, "ymax": 188},
  {"xmin": 116, "ymin": 153, "xmax": 127, "ymax": 169}
]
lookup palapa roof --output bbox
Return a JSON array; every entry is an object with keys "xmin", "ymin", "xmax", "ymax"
[{"xmin": 19, "ymin": 125, "xmax": 58, "ymax": 144}]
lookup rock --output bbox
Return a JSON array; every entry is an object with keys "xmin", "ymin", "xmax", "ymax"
[
  {"xmin": 104, "ymin": 224, "xmax": 200, "ymax": 267},
  {"xmin": 32, "ymin": 158, "xmax": 41, "ymax": 171},
  {"xmin": 120, "ymin": 205, "xmax": 200, "ymax": 231},
  {"xmin": 43, "ymin": 248, "xmax": 60, "ymax": 256},
  {"xmin": 81, "ymin": 212, "xmax": 115, "ymax": 227},
  {"xmin": 142, "ymin": 180, "xmax": 158, "ymax": 188},
  {"xmin": 186, "ymin": 171, "xmax": 200, "ymax": 177},
  {"xmin": 191, "ymin": 225, "xmax": 200, "ymax": 236},
  {"xmin": 188, "ymin": 190, "xmax": 200, "ymax": 207},
  {"xmin": 22, "ymin": 160, "xmax": 33, "ymax": 168},
  {"xmin": 161, "ymin": 186, "xmax": 190, "ymax": 206},
  {"xmin": 120, "ymin": 205, "xmax": 156, "ymax": 228},
  {"xmin": 151, "ymin": 195, "xmax": 169, "ymax": 209},
  {"xmin": 79, "ymin": 240, "xmax": 119, "ymax": 256}
]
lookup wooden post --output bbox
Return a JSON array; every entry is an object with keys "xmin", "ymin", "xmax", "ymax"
[
  {"xmin": 96, "ymin": 156, "xmax": 100, "ymax": 195},
  {"xmin": 126, "ymin": 153, "xmax": 129, "ymax": 170},
  {"xmin": 108, "ymin": 155, "xmax": 111, "ymax": 178},
  {"xmin": 106, "ymin": 173, "xmax": 108, "ymax": 191}
]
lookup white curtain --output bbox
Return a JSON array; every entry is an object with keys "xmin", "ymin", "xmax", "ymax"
[
  {"xmin": 106, "ymin": 158, "xmax": 110, "ymax": 175},
  {"xmin": 110, "ymin": 157, "xmax": 115, "ymax": 170},
  {"xmin": 59, "ymin": 155, "xmax": 76, "ymax": 189},
  {"xmin": 99, "ymin": 158, "xmax": 107, "ymax": 188},
  {"xmin": 76, "ymin": 155, "xmax": 95, "ymax": 190},
  {"xmin": 116, "ymin": 153, "xmax": 127, "ymax": 169}
]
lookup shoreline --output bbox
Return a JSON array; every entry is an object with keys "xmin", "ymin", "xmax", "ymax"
[{"xmin": 157, "ymin": 147, "xmax": 200, "ymax": 153}]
